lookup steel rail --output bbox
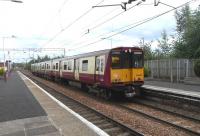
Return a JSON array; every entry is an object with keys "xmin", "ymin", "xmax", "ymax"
[
  {"xmin": 22, "ymin": 71, "xmax": 144, "ymax": 136},
  {"xmin": 132, "ymin": 98, "xmax": 200, "ymax": 122},
  {"xmin": 118, "ymin": 104, "xmax": 200, "ymax": 136}
]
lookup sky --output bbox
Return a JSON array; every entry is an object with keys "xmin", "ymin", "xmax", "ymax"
[{"xmin": 0, "ymin": 0, "xmax": 199, "ymax": 62}]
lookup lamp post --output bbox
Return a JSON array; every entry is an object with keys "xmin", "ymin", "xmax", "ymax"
[{"xmin": 2, "ymin": 35, "xmax": 16, "ymax": 71}]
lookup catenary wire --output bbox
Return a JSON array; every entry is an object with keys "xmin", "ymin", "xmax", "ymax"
[
  {"xmin": 38, "ymin": 0, "xmax": 70, "ymax": 40},
  {"xmin": 58, "ymin": 1, "xmax": 146, "ymax": 49},
  {"xmin": 87, "ymin": 0, "xmax": 145, "ymax": 33},
  {"xmin": 70, "ymin": 0, "xmax": 197, "ymax": 51},
  {"xmin": 43, "ymin": 0, "xmax": 104, "ymax": 46}
]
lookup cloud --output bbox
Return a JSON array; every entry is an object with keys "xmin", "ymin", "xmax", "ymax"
[{"xmin": 0, "ymin": 0, "xmax": 199, "ymax": 62}]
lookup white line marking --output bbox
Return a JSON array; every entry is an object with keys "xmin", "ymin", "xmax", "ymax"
[
  {"xmin": 17, "ymin": 71, "xmax": 109, "ymax": 136},
  {"xmin": 143, "ymin": 85, "xmax": 200, "ymax": 98}
]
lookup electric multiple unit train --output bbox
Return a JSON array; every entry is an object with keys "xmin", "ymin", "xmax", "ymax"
[{"xmin": 31, "ymin": 47, "xmax": 144, "ymax": 98}]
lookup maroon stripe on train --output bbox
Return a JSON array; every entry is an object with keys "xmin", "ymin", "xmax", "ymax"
[
  {"xmin": 79, "ymin": 73, "xmax": 95, "ymax": 84},
  {"xmin": 104, "ymin": 53, "xmax": 111, "ymax": 87},
  {"xmin": 52, "ymin": 71, "xmax": 60, "ymax": 77},
  {"xmin": 61, "ymin": 71, "xmax": 75, "ymax": 80}
]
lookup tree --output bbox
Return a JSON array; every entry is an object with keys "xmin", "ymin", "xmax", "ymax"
[
  {"xmin": 157, "ymin": 29, "xmax": 171, "ymax": 58},
  {"xmin": 138, "ymin": 39, "xmax": 154, "ymax": 60},
  {"xmin": 173, "ymin": 5, "xmax": 200, "ymax": 59},
  {"xmin": 194, "ymin": 60, "xmax": 200, "ymax": 77}
]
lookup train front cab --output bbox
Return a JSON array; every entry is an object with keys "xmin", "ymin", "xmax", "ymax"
[{"xmin": 110, "ymin": 47, "xmax": 144, "ymax": 97}]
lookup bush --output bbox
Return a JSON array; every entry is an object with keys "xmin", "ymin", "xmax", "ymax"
[
  {"xmin": 0, "ymin": 68, "xmax": 5, "ymax": 76},
  {"xmin": 144, "ymin": 65, "xmax": 151, "ymax": 77},
  {"xmin": 194, "ymin": 60, "xmax": 200, "ymax": 77}
]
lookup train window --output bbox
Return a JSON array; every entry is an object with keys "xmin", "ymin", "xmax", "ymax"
[
  {"xmin": 96, "ymin": 58, "xmax": 100, "ymax": 71},
  {"xmin": 82, "ymin": 60, "xmax": 88, "ymax": 71},
  {"xmin": 111, "ymin": 55, "xmax": 121, "ymax": 68},
  {"xmin": 101, "ymin": 58, "xmax": 104, "ymax": 72},
  {"xmin": 68, "ymin": 61, "xmax": 72, "ymax": 70},
  {"xmin": 64, "ymin": 62, "xmax": 67, "ymax": 70},
  {"xmin": 74, "ymin": 60, "xmax": 79, "ymax": 70},
  {"xmin": 122, "ymin": 52, "xmax": 131, "ymax": 68},
  {"xmin": 56, "ymin": 63, "xmax": 58, "ymax": 70},
  {"xmin": 132, "ymin": 52, "xmax": 143, "ymax": 68}
]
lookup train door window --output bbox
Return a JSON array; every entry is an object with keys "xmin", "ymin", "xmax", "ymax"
[
  {"xmin": 122, "ymin": 51, "xmax": 131, "ymax": 68},
  {"xmin": 59, "ymin": 62, "xmax": 62, "ymax": 70},
  {"xmin": 74, "ymin": 60, "xmax": 76, "ymax": 70},
  {"xmin": 132, "ymin": 52, "xmax": 143, "ymax": 68},
  {"xmin": 56, "ymin": 63, "xmax": 58, "ymax": 70},
  {"xmin": 68, "ymin": 61, "xmax": 72, "ymax": 70},
  {"xmin": 74, "ymin": 59, "xmax": 79, "ymax": 70},
  {"xmin": 64, "ymin": 62, "xmax": 67, "ymax": 70},
  {"xmin": 111, "ymin": 51, "xmax": 121, "ymax": 68},
  {"xmin": 96, "ymin": 58, "xmax": 100, "ymax": 71},
  {"xmin": 82, "ymin": 60, "xmax": 88, "ymax": 71},
  {"xmin": 100, "ymin": 58, "xmax": 104, "ymax": 72}
]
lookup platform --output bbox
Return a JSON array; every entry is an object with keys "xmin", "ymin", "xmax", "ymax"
[
  {"xmin": 0, "ymin": 71, "xmax": 107, "ymax": 136},
  {"xmin": 143, "ymin": 80, "xmax": 200, "ymax": 98}
]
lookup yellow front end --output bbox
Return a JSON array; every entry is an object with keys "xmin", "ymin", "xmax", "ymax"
[
  {"xmin": 111, "ymin": 69, "xmax": 131, "ymax": 83},
  {"xmin": 132, "ymin": 68, "xmax": 144, "ymax": 84},
  {"xmin": 111, "ymin": 68, "xmax": 144, "ymax": 85}
]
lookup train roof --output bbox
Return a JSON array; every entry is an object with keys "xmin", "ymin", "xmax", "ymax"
[
  {"xmin": 32, "ymin": 47, "xmax": 142, "ymax": 64},
  {"xmin": 61, "ymin": 46, "xmax": 142, "ymax": 60},
  {"xmin": 63, "ymin": 48, "xmax": 111, "ymax": 60}
]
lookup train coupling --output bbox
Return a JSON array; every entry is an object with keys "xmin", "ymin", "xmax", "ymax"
[{"xmin": 125, "ymin": 86, "xmax": 138, "ymax": 98}]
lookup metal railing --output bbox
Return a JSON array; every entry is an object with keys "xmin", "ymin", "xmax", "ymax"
[{"xmin": 145, "ymin": 59, "xmax": 200, "ymax": 83}]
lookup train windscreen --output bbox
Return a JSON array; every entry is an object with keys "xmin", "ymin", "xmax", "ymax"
[
  {"xmin": 111, "ymin": 51, "xmax": 121, "ymax": 68},
  {"xmin": 111, "ymin": 50, "xmax": 143, "ymax": 68},
  {"xmin": 132, "ymin": 51, "xmax": 143, "ymax": 68},
  {"xmin": 122, "ymin": 51, "xmax": 131, "ymax": 68}
]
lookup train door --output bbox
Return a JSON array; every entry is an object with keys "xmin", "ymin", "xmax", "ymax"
[
  {"xmin": 95, "ymin": 56, "xmax": 101, "ymax": 82},
  {"xmin": 74, "ymin": 59, "xmax": 79, "ymax": 80},
  {"xmin": 95, "ymin": 56, "xmax": 105, "ymax": 82},
  {"xmin": 59, "ymin": 60, "xmax": 62, "ymax": 78}
]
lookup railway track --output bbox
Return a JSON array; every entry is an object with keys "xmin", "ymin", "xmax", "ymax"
[
  {"xmin": 23, "ymin": 72, "xmax": 144, "ymax": 136},
  {"xmin": 118, "ymin": 103, "xmax": 200, "ymax": 136},
  {"xmin": 132, "ymin": 98, "xmax": 200, "ymax": 122},
  {"xmin": 139, "ymin": 88, "xmax": 200, "ymax": 122},
  {"xmin": 21, "ymin": 70, "xmax": 200, "ymax": 136},
  {"xmin": 141, "ymin": 88, "xmax": 200, "ymax": 110}
]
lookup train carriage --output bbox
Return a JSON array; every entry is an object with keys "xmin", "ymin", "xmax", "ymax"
[
  {"xmin": 60, "ymin": 58, "xmax": 75, "ymax": 81},
  {"xmin": 51, "ymin": 59, "xmax": 61, "ymax": 79},
  {"xmin": 31, "ymin": 47, "xmax": 144, "ymax": 98},
  {"xmin": 44, "ymin": 60, "xmax": 52, "ymax": 79}
]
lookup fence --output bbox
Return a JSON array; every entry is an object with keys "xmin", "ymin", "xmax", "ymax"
[{"xmin": 145, "ymin": 59, "xmax": 199, "ymax": 83}]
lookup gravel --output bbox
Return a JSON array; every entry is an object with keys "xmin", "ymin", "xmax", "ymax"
[{"xmin": 24, "ymin": 71, "xmax": 192, "ymax": 136}]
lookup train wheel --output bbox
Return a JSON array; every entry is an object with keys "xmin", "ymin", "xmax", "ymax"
[
  {"xmin": 81, "ymin": 83, "xmax": 89, "ymax": 92},
  {"xmin": 101, "ymin": 89, "xmax": 112, "ymax": 100}
]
